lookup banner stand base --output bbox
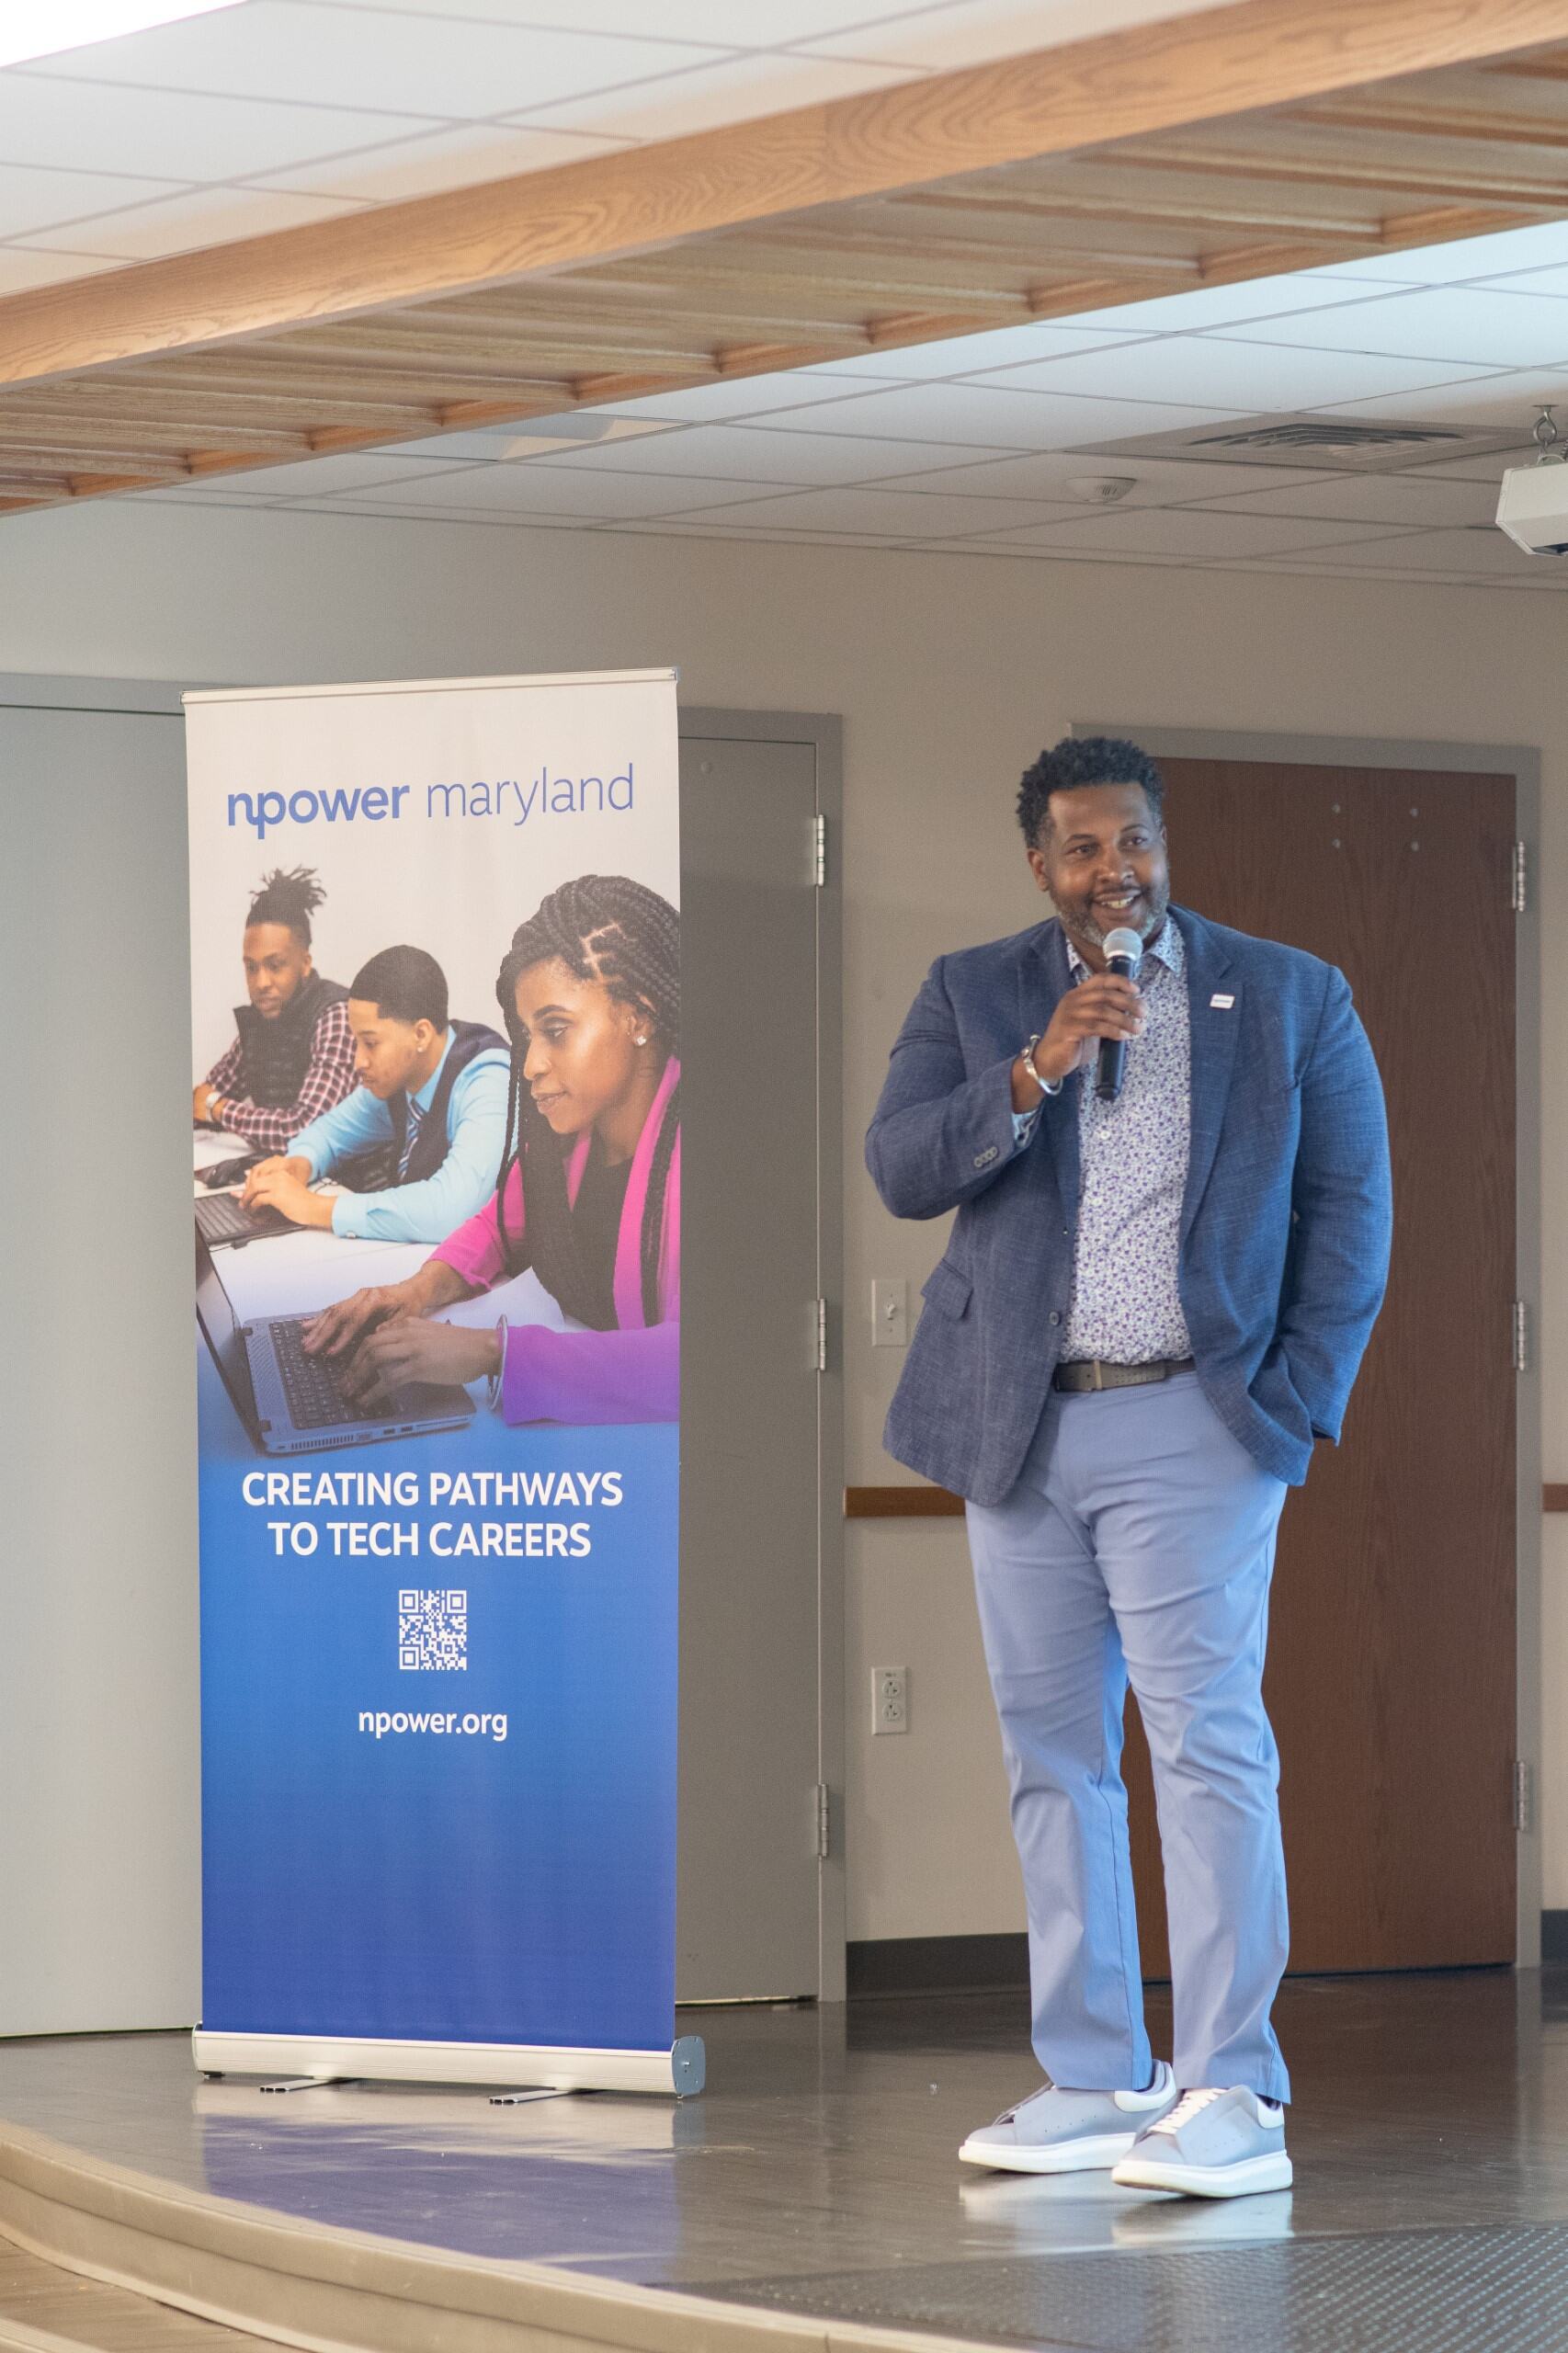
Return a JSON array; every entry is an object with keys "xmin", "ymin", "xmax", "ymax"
[{"xmin": 192, "ymin": 2030, "xmax": 706, "ymax": 2098}]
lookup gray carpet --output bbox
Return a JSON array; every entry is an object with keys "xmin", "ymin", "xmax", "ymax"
[{"xmin": 692, "ymin": 2222, "xmax": 1568, "ymax": 2352}]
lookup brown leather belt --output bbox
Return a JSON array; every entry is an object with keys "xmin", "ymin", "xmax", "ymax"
[{"xmin": 1052, "ymin": 1356, "xmax": 1196, "ymax": 1394}]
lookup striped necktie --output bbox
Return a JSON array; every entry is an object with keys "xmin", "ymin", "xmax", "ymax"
[{"xmin": 397, "ymin": 1096, "xmax": 425, "ymax": 1178}]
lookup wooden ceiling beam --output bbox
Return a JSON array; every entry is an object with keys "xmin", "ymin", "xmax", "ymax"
[
  {"xmin": 0, "ymin": 441, "xmax": 196, "ymax": 476},
  {"xmin": 1287, "ymin": 95, "xmax": 1568, "ymax": 144},
  {"xmin": 0, "ymin": 409, "xmax": 312, "ymax": 455},
  {"xmin": 7, "ymin": 0, "xmax": 1568, "ymax": 388},
  {"xmin": 0, "ymin": 384, "xmax": 436, "ymax": 436},
  {"xmin": 244, "ymin": 312, "xmax": 792, "ymax": 378},
  {"xmin": 1483, "ymin": 49, "xmax": 1568, "ymax": 79},
  {"xmin": 1115, "ymin": 138, "xmax": 1568, "ymax": 208},
  {"xmin": 891, "ymin": 181, "xmax": 1386, "ymax": 242}
]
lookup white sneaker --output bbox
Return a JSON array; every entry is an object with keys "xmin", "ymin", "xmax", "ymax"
[
  {"xmin": 959, "ymin": 2062, "xmax": 1178, "ymax": 2175},
  {"xmin": 1111, "ymin": 2085, "xmax": 1291, "ymax": 2199}
]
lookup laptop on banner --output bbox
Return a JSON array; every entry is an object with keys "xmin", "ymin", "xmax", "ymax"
[
  {"xmin": 194, "ymin": 1190, "xmax": 302, "ymax": 1248},
  {"xmin": 196, "ymin": 1234, "xmax": 474, "ymax": 1454}
]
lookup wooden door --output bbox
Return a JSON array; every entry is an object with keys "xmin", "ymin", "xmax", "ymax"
[{"xmin": 1123, "ymin": 758, "xmax": 1517, "ymax": 1973}]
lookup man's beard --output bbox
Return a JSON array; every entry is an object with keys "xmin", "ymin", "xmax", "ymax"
[{"xmin": 1072, "ymin": 879, "xmax": 1170, "ymax": 950}]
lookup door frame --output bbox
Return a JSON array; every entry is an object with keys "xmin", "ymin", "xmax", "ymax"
[
  {"xmin": 1074, "ymin": 720, "xmax": 1543, "ymax": 1971},
  {"xmin": 680, "ymin": 705, "xmax": 846, "ymax": 2003}
]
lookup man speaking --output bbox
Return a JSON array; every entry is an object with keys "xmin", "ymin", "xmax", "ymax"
[{"xmin": 866, "ymin": 736, "xmax": 1392, "ymax": 2200}]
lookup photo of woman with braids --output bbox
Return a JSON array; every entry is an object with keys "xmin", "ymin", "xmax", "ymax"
[{"xmin": 301, "ymin": 876, "xmax": 680, "ymax": 1426}]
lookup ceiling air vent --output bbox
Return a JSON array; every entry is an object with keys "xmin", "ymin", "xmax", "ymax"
[
  {"xmin": 1194, "ymin": 422, "xmax": 1463, "ymax": 453},
  {"xmin": 1068, "ymin": 413, "xmax": 1529, "ymax": 473}
]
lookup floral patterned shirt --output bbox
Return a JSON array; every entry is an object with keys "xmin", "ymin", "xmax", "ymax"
[{"xmin": 1054, "ymin": 915, "xmax": 1194, "ymax": 1365}]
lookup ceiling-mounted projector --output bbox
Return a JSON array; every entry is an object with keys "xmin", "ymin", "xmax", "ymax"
[
  {"xmin": 1496, "ymin": 406, "xmax": 1568, "ymax": 553},
  {"xmin": 1495, "ymin": 460, "xmax": 1568, "ymax": 555}
]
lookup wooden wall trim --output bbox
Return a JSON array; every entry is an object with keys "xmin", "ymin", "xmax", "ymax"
[
  {"xmin": 857, "ymin": 1483, "xmax": 1568, "ymax": 1514},
  {"xmin": 846, "ymin": 1486, "xmax": 966, "ymax": 1518},
  {"xmin": 6, "ymin": 0, "xmax": 1568, "ymax": 388}
]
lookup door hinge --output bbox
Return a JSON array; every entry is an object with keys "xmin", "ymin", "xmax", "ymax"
[
  {"xmin": 812, "ymin": 813, "xmax": 827, "ymax": 888},
  {"xmin": 1514, "ymin": 1758, "xmax": 1533, "ymax": 1833},
  {"xmin": 1513, "ymin": 1299, "xmax": 1529, "ymax": 1374},
  {"xmin": 814, "ymin": 1297, "xmax": 828, "ymax": 1373},
  {"xmin": 814, "ymin": 1782, "xmax": 832, "ymax": 1859},
  {"xmin": 1513, "ymin": 839, "xmax": 1528, "ymax": 915}
]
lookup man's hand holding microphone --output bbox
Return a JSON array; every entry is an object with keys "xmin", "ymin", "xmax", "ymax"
[{"xmin": 1012, "ymin": 964, "xmax": 1145, "ymax": 1113}]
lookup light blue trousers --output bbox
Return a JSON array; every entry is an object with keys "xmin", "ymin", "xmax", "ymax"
[{"xmin": 966, "ymin": 1370, "xmax": 1291, "ymax": 2105}]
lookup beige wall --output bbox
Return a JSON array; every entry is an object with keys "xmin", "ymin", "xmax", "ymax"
[{"xmin": 2, "ymin": 494, "xmax": 1563, "ymax": 1946}]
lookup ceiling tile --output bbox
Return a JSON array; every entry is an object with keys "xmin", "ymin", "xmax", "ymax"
[
  {"xmin": 818, "ymin": 323, "xmax": 1151, "ymax": 377},
  {"xmin": 246, "ymin": 121, "xmax": 630, "ymax": 202},
  {"xmin": 23, "ymin": 184, "xmax": 366, "ymax": 261},
  {"xmin": 511, "ymin": 420, "xmax": 1022, "ymax": 484},
  {"xmin": 748, "ymin": 380, "xmax": 1234, "ymax": 448},
  {"xmin": 1398, "ymin": 446, "xmax": 1535, "ymax": 486},
  {"xmin": 27, "ymin": 3, "xmax": 729, "ymax": 118},
  {"xmin": 676, "ymin": 483, "xmax": 1109, "ymax": 537},
  {"xmin": 0, "ymin": 73, "xmax": 429, "ymax": 180},
  {"xmin": 0, "ymin": 161, "xmax": 190, "ymax": 242},
  {"xmin": 964, "ymin": 540, "xmax": 1199, "ymax": 563},
  {"xmin": 1185, "ymin": 473, "xmax": 1497, "ymax": 528},
  {"xmin": 1468, "ymin": 261, "xmax": 1568, "ymax": 303},
  {"xmin": 0, "ymin": 245, "xmax": 121, "ymax": 293},
  {"xmin": 268, "ymin": 500, "xmax": 593, "ymax": 529},
  {"xmin": 596, "ymin": 517, "xmax": 927, "ymax": 546},
  {"xmin": 187, "ymin": 451, "xmax": 483, "ymax": 499},
  {"xmin": 1310, "ymin": 376, "xmax": 1564, "ymax": 436},
  {"xmin": 1318, "ymin": 222, "xmax": 1568, "ymax": 284},
  {"xmin": 503, "ymin": 49, "xmax": 917, "ymax": 139},
  {"xmin": 1215, "ymin": 288, "xmax": 1568, "ymax": 368},
  {"xmin": 595, "ymin": 369, "xmax": 901, "ymax": 422},
  {"xmin": 989, "ymin": 507, "xmax": 1408, "ymax": 558},
  {"xmin": 795, "ymin": 0, "xmax": 1245, "ymax": 68},
  {"xmin": 384, "ymin": 417, "xmax": 679, "ymax": 460},
  {"xmin": 966, "ymin": 336, "xmax": 1500, "ymax": 410},
  {"xmin": 1267, "ymin": 525, "xmax": 1540, "ymax": 574},
  {"xmin": 867, "ymin": 449, "xmax": 1342, "ymax": 504},
  {"xmin": 329, "ymin": 463, "xmax": 776, "ymax": 517},
  {"xmin": 1061, "ymin": 271, "xmax": 1427, "ymax": 334},
  {"xmin": 291, "ymin": 2, "xmax": 876, "ymax": 36}
]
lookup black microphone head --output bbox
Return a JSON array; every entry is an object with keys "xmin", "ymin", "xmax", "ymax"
[{"xmin": 1101, "ymin": 925, "xmax": 1143, "ymax": 974}]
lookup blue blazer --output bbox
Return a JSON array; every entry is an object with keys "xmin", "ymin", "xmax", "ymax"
[{"xmin": 866, "ymin": 904, "xmax": 1392, "ymax": 1503}]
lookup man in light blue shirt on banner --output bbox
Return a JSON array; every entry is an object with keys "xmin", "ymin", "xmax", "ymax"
[
  {"xmin": 867, "ymin": 736, "xmax": 1392, "ymax": 2201},
  {"xmin": 242, "ymin": 944, "xmax": 509, "ymax": 1245}
]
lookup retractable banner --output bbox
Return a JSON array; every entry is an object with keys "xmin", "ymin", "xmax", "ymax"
[{"xmin": 186, "ymin": 672, "xmax": 696, "ymax": 2093}]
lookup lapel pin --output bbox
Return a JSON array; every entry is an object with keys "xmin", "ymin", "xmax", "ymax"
[{"xmin": 1210, "ymin": 994, "xmax": 1235, "ymax": 1009}]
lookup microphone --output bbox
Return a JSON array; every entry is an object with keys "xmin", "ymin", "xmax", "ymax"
[{"xmin": 1095, "ymin": 926, "xmax": 1144, "ymax": 1104}]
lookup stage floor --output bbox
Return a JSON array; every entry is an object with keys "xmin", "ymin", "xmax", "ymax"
[{"xmin": 3, "ymin": 1970, "xmax": 1568, "ymax": 2351}]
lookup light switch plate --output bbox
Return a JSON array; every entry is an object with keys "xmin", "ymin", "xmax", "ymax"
[{"xmin": 872, "ymin": 1278, "xmax": 908, "ymax": 1348}]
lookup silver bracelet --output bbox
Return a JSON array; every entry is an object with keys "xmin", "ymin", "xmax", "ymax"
[
  {"xmin": 1022, "ymin": 1035, "xmax": 1051, "ymax": 1096},
  {"xmin": 486, "ymin": 1317, "xmax": 507, "ymax": 1409}
]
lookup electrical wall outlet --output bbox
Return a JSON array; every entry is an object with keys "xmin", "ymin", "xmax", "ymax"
[
  {"xmin": 871, "ymin": 1278, "xmax": 908, "ymax": 1348},
  {"xmin": 872, "ymin": 1665, "xmax": 909, "ymax": 1735}
]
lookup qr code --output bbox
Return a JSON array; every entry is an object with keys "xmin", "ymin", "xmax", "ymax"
[{"xmin": 398, "ymin": 1589, "xmax": 468, "ymax": 1672}]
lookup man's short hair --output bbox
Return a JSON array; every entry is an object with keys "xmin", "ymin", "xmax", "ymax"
[
  {"xmin": 1017, "ymin": 735, "xmax": 1165, "ymax": 849},
  {"xmin": 349, "ymin": 945, "xmax": 448, "ymax": 1030}
]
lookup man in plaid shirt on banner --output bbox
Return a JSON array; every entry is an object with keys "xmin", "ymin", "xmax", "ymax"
[{"xmin": 193, "ymin": 866, "xmax": 357, "ymax": 1155}]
